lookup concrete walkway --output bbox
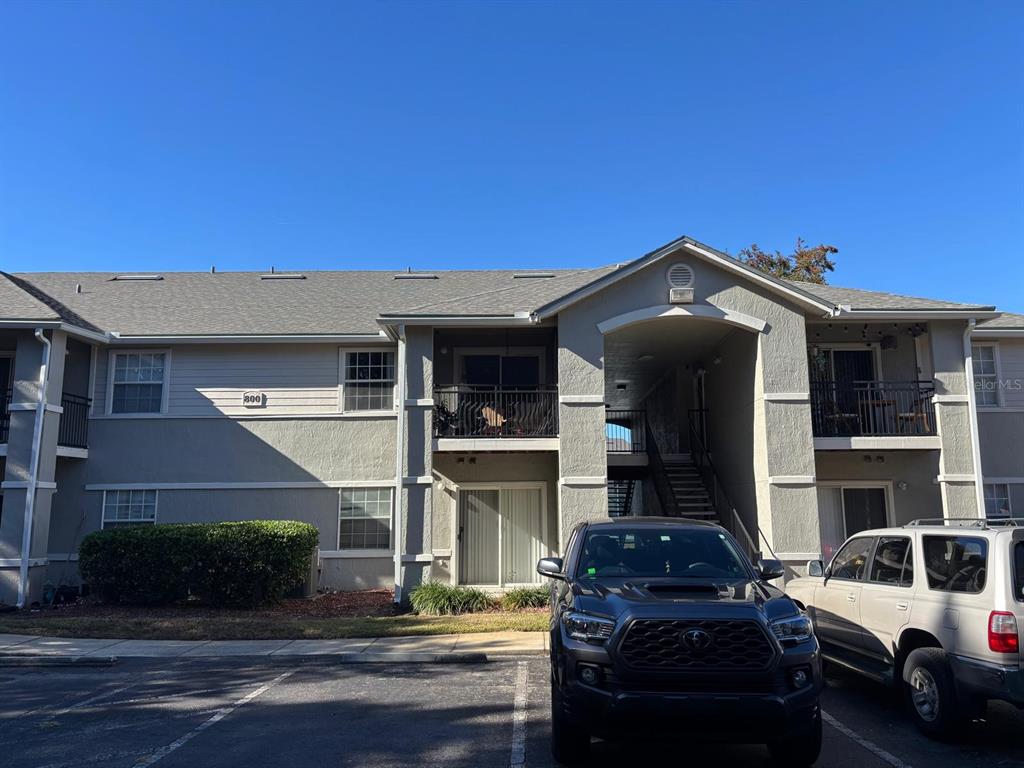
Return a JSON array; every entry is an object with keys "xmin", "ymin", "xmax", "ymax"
[{"xmin": 0, "ymin": 631, "xmax": 547, "ymax": 661}]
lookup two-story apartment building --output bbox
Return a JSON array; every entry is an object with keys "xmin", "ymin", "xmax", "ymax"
[{"xmin": 0, "ymin": 235, "xmax": 1020, "ymax": 606}]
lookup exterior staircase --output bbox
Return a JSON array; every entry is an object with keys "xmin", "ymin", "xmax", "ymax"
[
  {"xmin": 662, "ymin": 459, "xmax": 718, "ymax": 521},
  {"xmin": 607, "ymin": 478, "xmax": 636, "ymax": 517}
]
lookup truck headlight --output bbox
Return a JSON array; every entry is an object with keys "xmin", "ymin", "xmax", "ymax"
[
  {"xmin": 562, "ymin": 611, "xmax": 616, "ymax": 643},
  {"xmin": 770, "ymin": 613, "xmax": 814, "ymax": 645}
]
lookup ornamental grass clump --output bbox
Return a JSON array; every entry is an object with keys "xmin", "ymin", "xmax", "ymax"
[{"xmin": 408, "ymin": 582, "xmax": 496, "ymax": 615}]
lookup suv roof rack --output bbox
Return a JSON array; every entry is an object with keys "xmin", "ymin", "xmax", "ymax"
[{"xmin": 906, "ymin": 517, "xmax": 1024, "ymax": 529}]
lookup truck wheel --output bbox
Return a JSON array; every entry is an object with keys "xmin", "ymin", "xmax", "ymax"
[
  {"xmin": 903, "ymin": 648, "xmax": 960, "ymax": 739},
  {"xmin": 767, "ymin": 707, "xmax": 822, "ymax": 766},
  {"xmin": 550, "ymin": 681, "xmax": 589, "ymax": 765}
]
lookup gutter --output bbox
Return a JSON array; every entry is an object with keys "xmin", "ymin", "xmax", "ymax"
[
  {"xmin": 392, "ymin": 326, "xmax": 408, "ymax": 604},
  {"xmin": 17, "ymin": 329, "xmax": 51, "ymax": 608},
  {"xmin": 962, "ymin": 319, "xmax": 987, "ymax": 519}
]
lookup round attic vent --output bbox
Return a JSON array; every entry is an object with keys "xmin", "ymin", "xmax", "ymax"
[{"xmin": 666, "ymin": 262, "xmax": 694, "ymax": 288}]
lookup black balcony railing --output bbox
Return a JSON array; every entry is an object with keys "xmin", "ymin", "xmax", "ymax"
[
  {"xmin": 58, "ymin": 393, "xmax": 91, "ymax": 449},
  {"xmin": 0, "ymin": 389, "xmax": 92, "ymax": 449},
  {"xmin": 605, "ymin": 409, "xmax": 646, "ymax": 453},
  {"xmin": 0, "ymin": 389, "xmax": 10, "ymax": 444},
  {"xmin": 810, "ymin": 380, "xmax": 936, "ymax": 438},
  {"xmin": 433, "ymin": 386, "xmax": 558, "ymax": 438}
]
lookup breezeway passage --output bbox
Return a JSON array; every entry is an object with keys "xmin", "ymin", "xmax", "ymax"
[{"xmin": 1, "ymin": 657, "xmax": 1022, "ymax": 768}]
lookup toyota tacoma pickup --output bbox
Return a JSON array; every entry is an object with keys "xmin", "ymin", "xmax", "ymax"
[{"xmin": 537, "ymin": 517, "xmax": 822, "ymax": 765}]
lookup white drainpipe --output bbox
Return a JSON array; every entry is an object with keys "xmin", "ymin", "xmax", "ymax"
[
  {"xmin": 962, "ymin": 319, "xmax": 986, "ymax": 518},
  {"xmin": 17, "ymin": 329, "xmax": 51, "ymax": 609},
  {"xmin": 392, "ymin": 326, "xmax": 407, "ymax": 604}
]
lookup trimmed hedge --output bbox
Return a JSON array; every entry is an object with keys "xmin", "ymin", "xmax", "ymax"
[{"xmin": 79, "ymin": 521, "xmax": 319, "ymax": 607}]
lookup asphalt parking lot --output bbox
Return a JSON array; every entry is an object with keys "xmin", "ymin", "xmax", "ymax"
[{"xmin": 1, "ymin": 656, "xmax": 1023, "ymax": 768}]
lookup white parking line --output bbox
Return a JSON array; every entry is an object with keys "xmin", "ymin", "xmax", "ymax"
[
  {"xmin": 509, "ymin": 661, "xmax": 529, "ymax": 767},
  {"xmin": 130, "ymin": 670, "xmax": 295, "ymax": 768},
  {"xmin": 822, "ymin": 709, "xmax": 912, "ymax": 768}
]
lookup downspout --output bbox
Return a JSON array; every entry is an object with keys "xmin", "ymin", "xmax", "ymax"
[
  {"xmin": 17, "ymin": 329, "xmax": 51, "ymax": 609},
  {"xmin": 962, "ymin": 319, "xmax": 987, "ymax": 518},
  {"xmin": 392, "ymin": 326, "xmax": 407, "ymax": 604}
]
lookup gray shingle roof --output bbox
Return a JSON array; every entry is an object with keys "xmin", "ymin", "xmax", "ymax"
[
  {"xmin": 0, "ymin": 273, "xmax": 61, "ymax": 322},
  {"xmin": 5, "ymin": 268, "xmax": 615, "ymax": 336},
  {"xmin": 783, "ymin": 279, "xmax": 995, "ymax": 312},
  {"xmin": 977, "ymin": 312, "xmax": 1024, "ymax": 330}
]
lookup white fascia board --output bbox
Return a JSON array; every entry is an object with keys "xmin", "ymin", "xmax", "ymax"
[
  {"xmin": 107, "ymin": 332, "xmax": 389, "ymax": 344},
  {"xmin": 832, "ymin": 308, "xmax": 1000, "ymax": 320},
  {"xmin": 971, "ymin": 328, "xmax": 1024, "ymax": 338},
  {"xmin": 376, "ymin": 313, "xmax": 534, "ymax": 328},
  {"xmin": 0, "ymin": 320, "xmax": 109, "ymax": 344}
]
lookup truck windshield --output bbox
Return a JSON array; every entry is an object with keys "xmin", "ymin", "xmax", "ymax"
[{"xmin": 576, "ymin": 527, "xmax": 749, "ymax": 579}]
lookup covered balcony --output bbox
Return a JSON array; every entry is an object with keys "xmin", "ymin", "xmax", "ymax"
[
  {"xmin": 431, "ymin": 326, "xmax": 559, "ymax": 448},
  {"xmin": 809, "ymin": 380, "xmax": 936, "ymax": 438},
  {"xmin": 0, "ymin": 388, "xmax": 92, "ymax": 452}
]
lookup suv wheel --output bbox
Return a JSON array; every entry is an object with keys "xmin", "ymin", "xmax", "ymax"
[
  {"xmin": 550, "ymin": 680, "xmax": 589, "ymax": 765},
  {"xmin": 903, "ymin": 648, "xmax": 960, "ymax": 739},
  {"xmin": 767, "ymin": 707, "xmax": 822, "ymax": 766}
]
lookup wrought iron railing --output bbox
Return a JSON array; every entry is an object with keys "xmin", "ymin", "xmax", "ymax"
[
  {"xmin": 58, "ymin": 393, "xmax": 91, "ymax": 449},
  {"xmin": 810, "ymin": 380, "xmax": 936, "ymax": 437},
  {"xmin": 605, "ymin": 409, "xmax": 646, "ymax": 453},
  {"xmin": 0, "ymin": 388, "xmax": 10, "ymax": 444},
  {"xmin": 433, "ymin": 386, "xmax": 558, "ymax": 438}
]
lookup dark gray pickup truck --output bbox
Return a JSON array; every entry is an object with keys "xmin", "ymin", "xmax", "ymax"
[{"xmin": 537, "ymin": 517, "xmax": 822, "ymax": 765}]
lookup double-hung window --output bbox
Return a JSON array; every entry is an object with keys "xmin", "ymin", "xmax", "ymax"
[
  {"xmin": 972, "ymin": 344, "xmax": 999, "ymax": 406},
  {"xmin": 102, "ymin": 489, "xmax": 158, "ymax": 527},
  {"xmin": 342, "ymin": 350, "xmax": 395, "ymax": 412},
  {"xmin": 984, "ymin": 483, "xmax": 1012, "ymax": 519},
  {"xmin": 339, "ymin": 487, "xmax": 393, "ymax": 550},
  {"xmin": 110, "ymin": 351, "xmax": 168, "ymax": 414}
]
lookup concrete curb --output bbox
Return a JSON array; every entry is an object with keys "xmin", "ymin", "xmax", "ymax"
[{"xmin": 0, "ymin": 654, "xmax": 118, "ymax": 667}]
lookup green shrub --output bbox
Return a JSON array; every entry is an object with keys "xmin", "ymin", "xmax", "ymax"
[
  {"xmin": 79, "ymin": 520, "xmax": 319, "ymax": 607},
  {"xmin": 409, "ymin": 582, "xmax": 495, "ymax": 615},
  {"xmin": 501, "ymin": 585, "xmax": 550, "ymax": 611}
]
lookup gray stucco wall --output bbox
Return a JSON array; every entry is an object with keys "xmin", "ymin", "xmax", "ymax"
[{"xmin": 555, "ymin": 248, "xmax": 820, "ymax": 558}]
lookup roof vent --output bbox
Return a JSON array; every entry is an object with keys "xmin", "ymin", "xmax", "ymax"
[
  {"xmin": 259, "ymin": 273, "xmax": 306, "ymax": 280},
  {"xmin": 666, "ymin": 263, "xmax": 694, "ymax": 289},
  {"xmin": 513, "ymin": 272, "xmax": 555, "ymax": 279},
  {"xmin": 110, "ymin": 274, "xmax": 163, "ymax": 281},
  {"xmin": 394, "ymin": 273, "xmax": 438, "ymax": 280}
]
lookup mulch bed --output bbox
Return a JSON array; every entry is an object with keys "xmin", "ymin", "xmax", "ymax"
[{"xmin": 21, "ymin": 588, "xmax": 400, "ymax": 621}]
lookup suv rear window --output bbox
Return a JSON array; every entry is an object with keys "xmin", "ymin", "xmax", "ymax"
[
  {"xmin": 1014, "ymin": 542, "xmax": 1024, "ymax": 603},
  {"xmin": 922, "ymin": 535, "xmax": 988, "ymax": 593}
]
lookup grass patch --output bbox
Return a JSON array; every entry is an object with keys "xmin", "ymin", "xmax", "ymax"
[
  {"xmin": 501, "ymin": 586, "xmax": 550, "ymax": 611},
  {"xmin": 0, "ymin": 610, "xmax": 549, "ymax": 641},
  {"xmin": 408, "ymin": 582, "xmax": 495, "ymax": 615}
]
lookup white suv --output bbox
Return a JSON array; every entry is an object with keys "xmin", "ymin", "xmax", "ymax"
[{"xmin": 786, "ymin": 518, "xmax": 1024, "ymax": 737}]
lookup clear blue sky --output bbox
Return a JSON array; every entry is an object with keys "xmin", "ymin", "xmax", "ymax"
[{"xmin": 2, "ymin": 1, "xmax": 1021, "ymax": 311}]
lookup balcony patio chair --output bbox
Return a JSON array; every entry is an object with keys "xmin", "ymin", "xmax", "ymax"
[{"xmin": 897, "ymin": 398, "xmax": 933, "ymax": 435}]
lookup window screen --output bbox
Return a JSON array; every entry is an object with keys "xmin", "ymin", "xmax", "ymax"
[{"xmin": 339, "ymin": 488, "xmax": 392, "ymax": 549}]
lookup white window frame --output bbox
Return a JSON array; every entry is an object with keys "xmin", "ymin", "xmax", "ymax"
[
  {"xmin": 983, "ymin": 482, "xmax": 1012, "ymax": 519},
  {"xmin": 338, "ymin": 347, "xmax": 398, "ymax": 415},
  {"xmin": 106, "ymin": 349, "xmax": 171, "ymax": 415},
  {"xmin": 101, "ymin": 489, "xmax": 159, "ymax": 528},
  {"xmin": 971, "ymin": 342, "xmax": 1003, "ymax": 408},
  {"xmin": 337, "ymin": 486, "xmax": 394, "ymax": 554}
]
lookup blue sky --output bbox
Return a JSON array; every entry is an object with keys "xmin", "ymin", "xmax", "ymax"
[{"xmin": 1, "ymin": 1, "xmax": 1021, "ymax": 311}]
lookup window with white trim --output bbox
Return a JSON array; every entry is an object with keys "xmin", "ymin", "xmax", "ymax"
[
  {"xmin": 972, "ymin": 344, "xmax": 999, "ymax": 406},
  {"xmin": 102, "ymin": 489, "xmax": 158, "ymax": 527},
  {"xmin": 342, "ymin": 350, "xmax": 395, "ymax": 412},
  {"xmin": 984, "ymin": 483, "xmax": 1011, "ymax": 519},
  {"xmin": 110, "ymin": 352, "xmax": 168, "ymax": 413},
  {"xmin": 339, "ymin": 487, "xmax": 392, "ymax": 549}
]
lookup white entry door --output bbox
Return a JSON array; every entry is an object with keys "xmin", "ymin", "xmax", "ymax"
[{"xmin": 458, "ymin": 486, "xmax": 545, "ymax": 586}]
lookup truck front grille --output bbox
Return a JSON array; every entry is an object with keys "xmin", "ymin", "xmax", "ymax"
[{"xmin": 618, "ymin": 619, "xmax": 775, "ymax": 671}]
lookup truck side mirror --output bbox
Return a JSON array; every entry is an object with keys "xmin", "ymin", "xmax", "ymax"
[
  {"xmin": 807, "ymin": 560, "xmax": 825, "ymax": 578},
  {"xmin": 537, "ymin": 557, "xmax": 565, "ymax": 580},
  {"xmin": 758, "ymin": 559, "xmax": 786, "ymax": 581}
]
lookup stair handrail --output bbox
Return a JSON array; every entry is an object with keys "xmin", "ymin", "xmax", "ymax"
[
  {"xmin": 685, "ymin": 413, "xmax": 775, "ymax": 562},
  {"xmin": 644, "ymin": 420, "xmax": 680, "ymax": 517}
]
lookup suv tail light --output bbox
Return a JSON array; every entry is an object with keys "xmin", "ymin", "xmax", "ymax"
[{"xmin": 988, "ymin": 611, "xmax": 1019, "ymax": 653}]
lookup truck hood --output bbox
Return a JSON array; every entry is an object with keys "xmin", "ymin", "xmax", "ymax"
[{"xmin": 570, "ymin": 577, "xmax": 797, "ymax": 623}]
